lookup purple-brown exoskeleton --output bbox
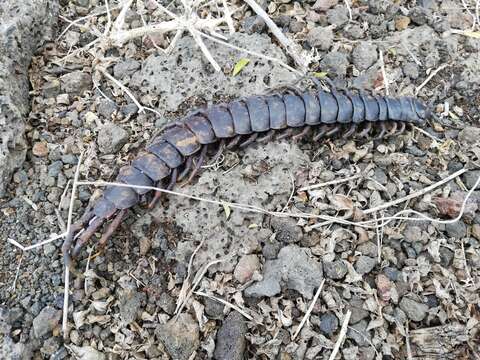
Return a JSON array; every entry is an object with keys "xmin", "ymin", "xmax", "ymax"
[{"xmin": 62, "ymin": 87, "xmax": 430, "ymax": 267}]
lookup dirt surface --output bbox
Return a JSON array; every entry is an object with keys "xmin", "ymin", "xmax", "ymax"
[{"xmin": 1, "ymin": 0, "xmax": 480, "ymax": 359}]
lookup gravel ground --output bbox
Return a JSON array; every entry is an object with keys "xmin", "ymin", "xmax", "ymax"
[{"xmin": 1, "ymin": 0, "xmax": 480, "ymax": 359}]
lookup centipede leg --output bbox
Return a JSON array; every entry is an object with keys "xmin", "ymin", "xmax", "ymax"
[
  {"xmin": 97, "ymin": 209, "xmax": 127, "ymax": 250},
  {"xmin": 71, "ymin": 216, "xmax": 106, "ymax": 258},
  {"xmin": 325, "ymin": 124, "xmax": 341, "ymax": 137},
  {"xmin": 397, "ymin": 121, "xmax": 406, "ymax": 135},
  {"xmin": 386, "ymin": 121, "xmax": 397, "ymax": 137},
  {"xmin": 149, "ymin": 167, "xmax": 178, "ymax": 207},
  {"xmin": 292, "ymin": 126, "xmax": 311, "ymax": 141},
  {"xmin": 210, "ymin": 139, "xmax": 226, "ymax": 163},
  {"xmin": 277, "ymin": 128, "xmax": 294, "ymax": 140},
  {"xmin": 313, "ymin": 125, "xmax": 330, "ymax": 141},
  {"xmin": 240, "ymin": 133, "xmax": 258, "ymax": 148},
  {"xmin": 226, "ymin": 135, "xmax": 242, "ymax": 150},
  {"xmin": 186, "ymin": 145, "xmax": 208, "ymax": 183},
  {"xmin": 374, "ymin": 122, "xmax": 387, "ymax": 140},
  {"xmin": 258, "ymin": 130, "xmax": 275, "ymax": 143},
  {"xmin": 343, "ymin": 124, "xmax": 357, "ymax": 138},
  {"xmin": 177, "ymin": 156, "xmax": 193, "ymax": 182},
  {"xmin": 358, "ymin": 122, "xmax": 372, "ymax": 138},
  {"xmin": 62, "ymin": 208, "xmax": 95, "ymax": 266}
]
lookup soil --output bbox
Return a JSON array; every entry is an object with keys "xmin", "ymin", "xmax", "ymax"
[{"xmin": 1, "ymin": 0, "xmax": 480, "ymax": 359}]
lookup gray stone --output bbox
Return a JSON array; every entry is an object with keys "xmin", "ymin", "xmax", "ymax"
[
  {"xmin": 323, "ymin": 260, "xmax": 348, "ymax": 280},
  {"xmin": 204, "ymin": 297, "xmax": 225, "ymax": 319},
  {"xmin": 243, "ymin": 15, "xmax": 266, "ymax": 34},
  {"xmin": 155, "ymin": 313, "xmax": 200, "ymax": 360},
  {"xmin": 409, "ymin": 7, "xmax": 431, "ymax": 25},
  {"xmin": 157, "ymin": 292, "xmax": 176, "ymax": 315},
  {"xmin": 347, "ymin": 297, "xmax": 369, "ymax": 324},
  {"xmin": 40, "ymin": 337, "xmax": 60, "ymax": 356},
  {"xmin": 289, "ymin": 20, "xmax": 305, "ymax": 33},
  {"xmin": 48, "ymin": 161, "xmax": 63, "ymax": 177},
  {"xmin": 458, "ymin": 126, "xmax": 480, "ymax": 145},
  {"xmin": 354, "ymin": 255, "xmax": 376, "ymax": 275},
  {"xmin": 320, "ymin": 52, "xmax": 349, "ymax": 77},
  {"xmin": 352, "ymin": 42, "xmax": 378, "ymax": 70},
  {"xmin": 403, "ymin": 226, "xmax": 423, "ymax": 243},
  {"xmin": 97, "ymin": 99, "xmax": 117, "ymax": 118},
  {"xmin": 347, "ymin": 320, "xmax": 371, "ymax": 347},
  {"xmin": 319, "ymin": 312, "xmax": 339, "ymax": 336},
  {"xmin": 214, "ymin": 312, "xmax": 247, "ymax": 360},
  {"xmin": 463, "ymin": 170, "xmax": 480, "ymax": 190},
  {"xmin": 97, "ymin": 123, "xmax": 128, "ymax": 154},
  {"xmin": 245, "ymin": 245, "xmax": 323, "ymax": 299},
  {"xmin": 327, "ymin": 6, "xmax": 349, "ymax": 27},
  {"xmin": 119, "ymin": 290, "xmax": 145, "ymax": 325},
  {"xmin": 69, "ymin": 345, "xmax": 105, "ymax": 360},
  {"xmin": 306, "ymin": 26, "xmax": 334, "ymax": 51},
  {"xmin": 383, "ymin": 267, "xmax": 400, "ymax": 281},
  {"xmin": 60, "ymin": 71, "xmax": 92, "ymax": 95},
  {"xmin": 344, "ymin": 24, "xmax": 365, "ymax": 39},
  {"xmin": 445, "ymin": 221, "xmax": 467, "ymax": 239},
  {"xmin": 271, "ymin": 217, "xmax": 303, "ymax": 244},
  {"xmin": 32, "ymin": 306, "xmax": 61, "ymax": 339},
  {"xmin": 356, "ymin": 242, "xmax": 378, "ymax": 258},
  {"xmin": 0, "ymin": 0, "xmax": 58, "ymax": 197},
  {"xmin": 61, "ymin": 154, "xmax": 77, "ymax": 165},
  {"xmin": 113, "ymin": 59, "xmax": 141, "ymax": 79},
  {"xmin": 399, "ymin": 297, "xmax": 428, "ymax": 322},
  {"xmin": 234, "ymin": 255, "xmax": 260, "ymax": 284},
  {"xmin": 439, "ymin": 247, "xmax": 454, "ymax": 267},
  {"xmin": 262, "ymin": 241, "xmax": 281, "ymax": 260}
]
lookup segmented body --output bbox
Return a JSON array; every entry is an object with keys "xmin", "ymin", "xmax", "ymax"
[{"xmin": 62, "ymin": 88, "xmax": 429, "ymax": 265}]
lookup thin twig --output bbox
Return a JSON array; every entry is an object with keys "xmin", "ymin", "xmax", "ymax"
[
  {"xmin": 175, "ymin": 239, "xmax": 206, "ymax": 314},
  {"xmin": 194, "ymin": 291, "xmax": 254, "ymax": 321},
  {"xmin": 405, "ymin": 322, "xmax": 413, "ymax": 360},
  {"xmin": 195, "ymin": 29, "xmax": 302, "ymax": 75},
  {"xmin": 413, "ymin": 125, "xmax": 443, "ymax": 143},
  {"xmin": 379, "ymin": 50, "xmax": 389, "ymax": 96},
  {"xmin": 242, "ymin": 0, "xmax": 308, "ymax": 71},
  {"xmin": 363, "ymin": 168, "xmax": 467, "ymax": 215},
  {"xmin": 63, "ymin": 151, "xmax": 85, "ymax": 338},
  {"xmin": 292, "ymin": 279, "xmax": 325, "ymax": 340},
  {"xmin": 328, "ymin": 310, "xmax": 352, "ymax": 360},
  {"xmin": 299, "ymin": 174, "xmax": 361, "ymax": 192},
  {"xmin": 415, "ymin": 64, "xmax": 448, "ymax": 96},
  {"xmin": 344, "ymin": 0, "xmax": 353, "ymax": 22},
  {"xmin": 11, "ymin": 254, "xmax": 23, "ymax": 292},
  {"xmin": 97, "ymin": 67, "xmax": 146, "ymax": 113},
  {"xmin": 282, "ymin": 173, "xmax": 295, "ymax": 213}
]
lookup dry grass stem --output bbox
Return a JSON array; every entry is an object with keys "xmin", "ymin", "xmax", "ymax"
[
  {"xmin": 194, "ymin": 290, "xmax": 254, "ymax": 321},
  {"xmin": 405, "ymin": 322, "xmax": 413, "ymax": 360},
  {"xmin": 299, "ymin": 174, "xmax": 361, "ymax": 192},
  {"xmin": 175, "ymin": 239, "xmax": 206, "ymax": 314},
  {"xmin": 97, "ymin": 67, "xmax": 146, "ymax": 113},
  {"xmin": 11, "ymin": 254, "xmax": 23, "ymax": 292},
  {"xmin": 196, "ymin": 30, "xmax": 302, "ymax": 75},
  {"xmin": 292, "ymin": 279, "xmax": 325, "ymax": 340},
  {"xmin": 415, "ymin": 64, "xmax": 449, "ymax": 95},
  {"xmin": 328, "ymin": 310, "xmax": 352, "ymax": 360},
  {"xmin": 243, "ymin": 0, "xmax": 308, "ymax": 71},
  {"xmin": 379, "ymin": 50, "xmax": 389, "ymax": 95},
  {"xmin": 363, "ymin": 168, "xmax": 467, "ymax": 215},
  {"xmin": 413, "ymin": 125, "xmax": 443, "ymax": 143},
  {"xmin": 175, "ymin": 257, "xmax": 231, "ymax": 317}
]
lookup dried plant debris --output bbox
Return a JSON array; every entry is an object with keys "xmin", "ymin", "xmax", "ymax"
[{"xmin": 1, "ymin": 0, "xmax": 480, "ymax": 359}]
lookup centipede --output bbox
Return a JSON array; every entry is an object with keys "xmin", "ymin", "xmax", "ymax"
[{"xmin": 62, "ymin": 85, "xmax": 430, "ymax": 267}]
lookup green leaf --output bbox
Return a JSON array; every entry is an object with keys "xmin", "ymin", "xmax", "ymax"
[
  {"xmin": 232, "ymin": 58, "xmax": 250, "ymax": 76},
  {"xmin": 312, "ymin": 72, "xmax": 328, "ymax": 79}
]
